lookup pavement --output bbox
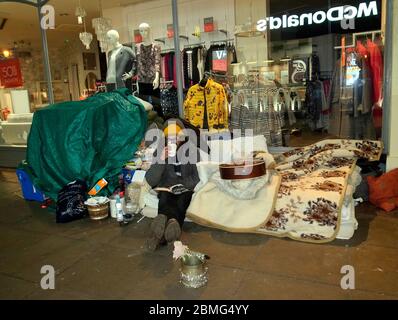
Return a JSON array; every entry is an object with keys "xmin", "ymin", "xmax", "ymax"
[{"xmin": 0, "ymin": 169, "xmax": 397, "ymax": 300}]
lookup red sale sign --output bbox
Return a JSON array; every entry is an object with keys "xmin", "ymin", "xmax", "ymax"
[{"xmin": 0, "ymin": 58, "xmax": 23, "ymax": 88}]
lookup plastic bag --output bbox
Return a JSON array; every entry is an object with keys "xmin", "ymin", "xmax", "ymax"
[{"xmin": 56, "ymin": 180, "xmax": 88, "ymax": 223}]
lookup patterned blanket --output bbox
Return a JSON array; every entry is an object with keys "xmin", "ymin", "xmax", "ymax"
[
  {"xmin": 256, "ymin": 139, "xmax": 383, "ymax": 243},
  {"xmin": 187, "ymin": 139, "xmax": 383, "ymax": 244}
]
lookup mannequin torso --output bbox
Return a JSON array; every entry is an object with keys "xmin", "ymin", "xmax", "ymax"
[
  {"xmin": 105, "ymin": 30, "xmax": 136, "ymax": 90},
  {"xmin": 136, "ymin": 23, "xmax": 160, "ymax": 90},
  {"xmin": 106, "ymin": 44, "xmax": 123, "ymax": 84}
]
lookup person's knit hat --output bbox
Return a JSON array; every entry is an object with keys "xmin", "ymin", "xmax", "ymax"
[{"xmin": 163, "ymin": 118, "xmax": 185, "ymax": 138}]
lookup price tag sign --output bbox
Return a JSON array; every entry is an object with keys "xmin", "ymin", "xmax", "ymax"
[
  {"xmin": 0, "ymin": 58, "xmax": 23, "ymax": 88},
  {"xmin": 167, "ymin": 24, "xmax": 174, "ymax": 38},
  {"xmin": 204, "ymin": 17, "xmax": 215, "ymax": 33}
]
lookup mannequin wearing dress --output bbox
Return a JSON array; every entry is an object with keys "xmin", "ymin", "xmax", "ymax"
[
  {"xmin": 106, "ymin": 30, "xmax": 136, "ymax": 91},
  {"xmin": 135, "ymin": 23, "xmax": 161, "ymax": 97}
]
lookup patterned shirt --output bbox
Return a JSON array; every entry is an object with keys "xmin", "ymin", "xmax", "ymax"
[{"xmin": 136, "ymin": 43, "xmax": 161, "ymax": 84}]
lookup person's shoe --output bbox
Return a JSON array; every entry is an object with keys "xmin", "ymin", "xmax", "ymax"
[
  {"xmin": 146, "ymin": 214, "xmax": 167, "ymax": 252},
  {"xmin": 151, "ymin": 214, "xmax": 167, "ymax": 239},
  {"xmin": 164, "ymin": 219, "xmax": 182, "ymax": 243},
  {"xmin": 146, "ymin": 235, "xmax": 167, "ymax": 252}
]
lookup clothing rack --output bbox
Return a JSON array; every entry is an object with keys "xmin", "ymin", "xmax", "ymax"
[
  {"xmin": 203, "ymin": 70, "xmax": 233, "ymax": 79},
  {"xmin": 161, "ymin": 48, "xmax": 175, "ymax": 54},
  {"xmin": 334, "ymin": 30, "xmax": 383, "ymax": 49},
  {"xmin": 210, "ymin": 38, "xmax": 235, "ymax": 45},
  {"xmin": 230, "ymin": 86, "xmax": 296, "ymax": 147},
  {"xmin": 184, "ymin": 42, "xmax": 206, "ymax": 49}
]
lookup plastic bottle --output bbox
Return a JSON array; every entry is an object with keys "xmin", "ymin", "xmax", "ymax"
[{"xmin": 115, "ymin": 194, "xmax": 124, "ymax": 223}]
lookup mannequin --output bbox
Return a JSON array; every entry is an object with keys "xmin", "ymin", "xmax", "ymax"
[
  {"xmin": 106, "ymin": 30, "xmax": 136, "ymax": 91},
  {"xmin": 135, "ymin": 23, "xmax": 161, "ymax": 97}
]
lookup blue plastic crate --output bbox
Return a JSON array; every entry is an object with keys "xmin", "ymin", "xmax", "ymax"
[{"xmin": 16, "ymin": 169, "xmax": 46, "ymax": 202}]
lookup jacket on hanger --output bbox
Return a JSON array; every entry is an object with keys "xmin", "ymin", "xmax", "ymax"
[{"xmin": 183, "ymin": 78, "xmax": 229, "ymax": 131}]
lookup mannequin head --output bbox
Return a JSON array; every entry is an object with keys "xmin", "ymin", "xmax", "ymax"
[
  {"xmin": 106, "ymin": 30, "xmax": 121, "ymax": 50},
  {"xmin": 139, "ymin": 23, "xmax": 151, "ymax": 41}
]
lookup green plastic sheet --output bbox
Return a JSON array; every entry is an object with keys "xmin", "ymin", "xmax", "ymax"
[{"xmin": 24, "ymin": 89, "xmax": 147, "ymax": 200}]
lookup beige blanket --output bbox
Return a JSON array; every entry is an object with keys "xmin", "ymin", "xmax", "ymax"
[{"xmin": 187, "ymin": 172, "xmax": 280, "ymax": 232}]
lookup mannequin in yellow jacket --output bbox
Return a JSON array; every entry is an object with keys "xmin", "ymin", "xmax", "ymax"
[{"xmin": 183, "ymin": 78, "xmax": 229, "ymax": 132}]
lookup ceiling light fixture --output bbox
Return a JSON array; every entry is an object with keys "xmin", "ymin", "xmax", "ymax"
[
  {"xmin": 77, "ymin": 0, "xmax": 92, "ymax": 50},
  {"xmin": 280, "ymin": 49, "xmax": 291, "ymax": 63},
  {"xmin": 280, "ymin": 56, "xmax": 291, "ymax": 62},
  {"xmin": 75, "ymin": 0, "xmax": 87, "ymax": 24},
  {"xmin": 92, "ymin": 0, "xmax": 112, "ymax": 53},
  {"xmin": 2, "ymin": 50, "xmax": 10, "ymax": 58}
]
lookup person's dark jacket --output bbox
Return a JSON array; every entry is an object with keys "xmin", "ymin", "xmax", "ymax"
[{"xmin": 145, "ymin": 143, "xmax": 200, "ymax": 191}]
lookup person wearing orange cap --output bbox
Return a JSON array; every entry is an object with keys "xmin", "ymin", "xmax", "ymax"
[{"xmin": 145, "ymin": 119, "xmax": 200, "ymax": 251}]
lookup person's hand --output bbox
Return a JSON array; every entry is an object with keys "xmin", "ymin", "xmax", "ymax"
[
  {"xmin": 160, "ymin": 147, "xmax": 169, "ymax": 161},
  {"xmin": 153, "ymin": 73, "xmax": 160, "ymax": 90},
  {"xmin": 122, "ymin": 72, "xmax": 132, "ymax": 81}
]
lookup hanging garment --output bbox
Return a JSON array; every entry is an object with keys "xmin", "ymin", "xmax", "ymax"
[
  {"xmin": 136, "ymin": 43, "xmax": 161, "ymax": 84},
  {"xmin": 366, "ymin": 39, "xmax": 383, "ymax": 105},
  {"xmin": 160, "ymin": 86, "xmax": 179, "ymax": 117},
  {"xmin": 307, "ymin": 53, "xmax": 321, "ymax": 82},
  {"xmin": 353, "ymin": 47, "xmax": 373, "ymax": 116},
  {"xmin": 230, "ymin": 91, "xmax": 282, "ymax": 147},
  {"xmin": 184, "ymin": 78, "xmax": 229, "ymax": 131},
  {"xmin": 161, "ymin": 54, "xmax": 167, "ymax": 81},
  {"xmin": 305, "ymin": 80, "xmax": 328, "ymax": 131},
  {"xmin": 197, "ymin": 47, "xmax": 207, "ymax": 81},
  {"xmin": 182, "ymin": 49, "xmax": 189, "ymax": 89}
]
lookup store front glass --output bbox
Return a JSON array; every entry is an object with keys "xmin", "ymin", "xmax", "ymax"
[
  {"xmin": 170, "ymin": 0, "xmax": 386, "ymax": 147},
  {"xmin": 0, "ymin": 0, "xmax": 102, "ymax": 151},
  {"xmin": 0, "ymin": 0, "xmax": 390, "ymax": 150},
  {"xmin": 104, "ymin": 0, "xmax": 388, "ymax": 147},
  {"xmin": 233, "ymin": 0, "xmax": 386, "ymax": 147}
]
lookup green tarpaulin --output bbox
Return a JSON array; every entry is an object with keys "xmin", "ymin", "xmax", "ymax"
[{"xmin": 24, "ymin": 89, "xmax": 147, "ymax": 200}]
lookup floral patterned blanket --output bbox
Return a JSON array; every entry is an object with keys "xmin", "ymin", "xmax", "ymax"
[{"xmin": 256, "ymin": 139, "xmax": 383, "ymax": 243}]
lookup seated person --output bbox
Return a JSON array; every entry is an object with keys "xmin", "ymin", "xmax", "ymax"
[{"xmin": 145, "ymin": 119, "xmax": 200, "ymax": 251}]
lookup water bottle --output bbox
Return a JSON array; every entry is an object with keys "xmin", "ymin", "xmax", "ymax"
[{"xmin": 115, "ymin": 194, "xmax": 124, "ymax": 223}]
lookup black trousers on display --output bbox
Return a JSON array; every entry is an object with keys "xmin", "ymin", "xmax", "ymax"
[
  {"xmin": 158, "ymin": 191, "xmax": 194, "ymax": 227},
  {"xmin": 138, "ymin": 82, "xmax": 160, "ymax": 98}
]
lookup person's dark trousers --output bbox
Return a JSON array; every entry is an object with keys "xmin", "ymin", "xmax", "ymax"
[{"xmin": 158, "ymin": 191, "xmax": 194, "ymax": 227}]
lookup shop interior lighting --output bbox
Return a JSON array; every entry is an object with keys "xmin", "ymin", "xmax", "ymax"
[{"xmin": 75, "ymin": 0, "xmax": 87, "ymax": 25}]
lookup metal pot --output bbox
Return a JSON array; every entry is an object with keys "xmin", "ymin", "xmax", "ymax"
[{"xmin": 180, "ymin": 255, "xmax": 208, "ymax": 289}]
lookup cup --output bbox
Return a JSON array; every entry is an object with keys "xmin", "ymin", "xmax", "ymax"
[{"xmin": 167, "ymin": 142, "xmax": 178, "ymax": 158}]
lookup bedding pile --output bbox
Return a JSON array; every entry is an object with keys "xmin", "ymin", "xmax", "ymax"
[{"xmin": 187, "ymin": 139, "xmax": 383, "ymax": 243}]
